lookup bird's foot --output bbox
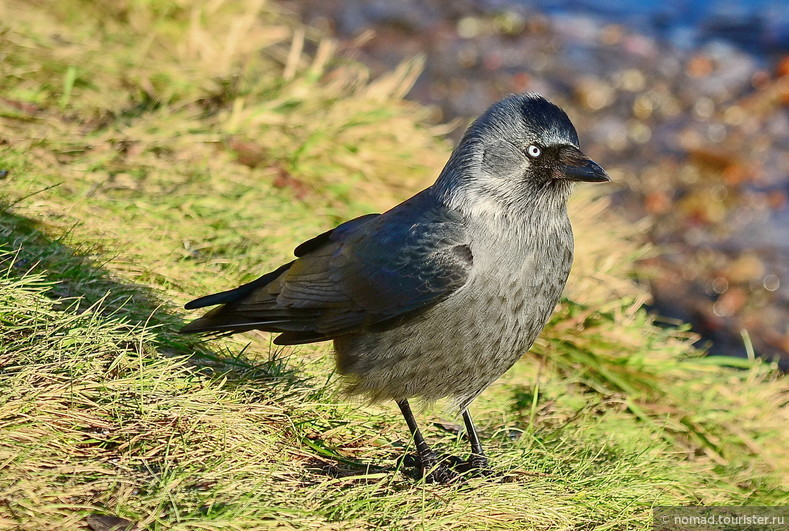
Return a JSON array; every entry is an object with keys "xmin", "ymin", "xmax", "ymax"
[
  {"xmin": 419, "ymin": 450, "xmax": 460, "ymax": 484},
  {"xmin": 399, "ymin": 452, "xmax": 460, "ymax": 484},
  {"xmin": 455, "ymin": 454, "xmax": 496, "ymax": 478}
]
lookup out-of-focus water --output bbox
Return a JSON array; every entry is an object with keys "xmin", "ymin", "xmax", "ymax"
[{"xmin": 515, "ymin": 0, "xmax": 788, "ymax": 57}]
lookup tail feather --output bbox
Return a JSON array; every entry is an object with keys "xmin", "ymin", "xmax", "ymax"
[
  {"xmin": 181, "ymin": 261, "xmax": 303, "ymax": 335},
  {"xmin": 180, "ymin": 305, "xmax": 321, "ymax": 335},
  {"xmin": 183, "ymin": 262, "xmax": 293, "ymax": 310}
]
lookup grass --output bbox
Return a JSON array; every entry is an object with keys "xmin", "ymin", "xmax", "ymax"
[{"xmin": 1, "ymin": 0, "xmax": 787, "ymax": 529}]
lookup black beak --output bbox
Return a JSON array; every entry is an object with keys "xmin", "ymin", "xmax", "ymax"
[{"xmin": 557, "ymin": 145, "xmax": 610, "ymax": 183}]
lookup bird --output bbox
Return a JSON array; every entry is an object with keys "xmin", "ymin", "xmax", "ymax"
[{"xmin": 181, "ymin": 92, "xmax": 610, "ymax": 483}]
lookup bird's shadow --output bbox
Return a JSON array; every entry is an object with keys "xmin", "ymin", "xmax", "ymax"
[{"xmin": 0, "ymin": 205, "xmax": 307, "ymax": 385}]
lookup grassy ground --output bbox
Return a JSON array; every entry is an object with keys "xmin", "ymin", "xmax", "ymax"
[{"xmin": 1, "ymin": 1, "xmax": 787, "ymax": 529}]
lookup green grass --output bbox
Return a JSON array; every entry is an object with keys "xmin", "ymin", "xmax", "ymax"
[{"xmin": 1, "ymin": 1, "xmax": 787, "ymax": 529}]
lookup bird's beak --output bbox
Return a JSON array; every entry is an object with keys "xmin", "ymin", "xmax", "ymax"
[{"xmin": 557, "ymin": 145, "xmax": 610, "ymax": 183}]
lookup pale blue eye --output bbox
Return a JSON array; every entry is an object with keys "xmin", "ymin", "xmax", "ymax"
[{"xmin": 526, "ymin": 144, "xmax": 542, "ymax": 158}]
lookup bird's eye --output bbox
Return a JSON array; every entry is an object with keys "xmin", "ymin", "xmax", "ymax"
[{"xmin": 526, "ymin": 144, "xmax": 542, "ymax": 159}]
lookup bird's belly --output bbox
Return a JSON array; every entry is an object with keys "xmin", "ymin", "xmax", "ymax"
[{"xmin": 333, "ymin": 256, "xmax": 568, "ymax": 406}]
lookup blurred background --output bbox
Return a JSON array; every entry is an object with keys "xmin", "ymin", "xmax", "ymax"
[{"xmin": 279, "ymin": 0, "xmax": 789, "ymax": 367}]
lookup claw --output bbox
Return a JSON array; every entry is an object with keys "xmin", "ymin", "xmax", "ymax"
[
  {"xmin": 419, "ymin": 451, "xmax": 460, "ymax": 484},
  {"xmin": 456, "ymin": 454, "xmax": 495, "ymax": 477}
]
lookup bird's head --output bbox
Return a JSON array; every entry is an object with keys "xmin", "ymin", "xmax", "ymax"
[{"xmin": 434, "ymin": 92, "xmax": 609, "ymax": 216}]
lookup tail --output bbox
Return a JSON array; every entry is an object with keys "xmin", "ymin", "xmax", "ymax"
[{"xmin": 180, "ymin": 262, "xmax": 294, "ymax": 335}]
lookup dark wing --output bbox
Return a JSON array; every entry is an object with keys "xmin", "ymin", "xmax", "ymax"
[{"xmin": 180, "ymin": 192, "xmax": 472, "ymax": 345}]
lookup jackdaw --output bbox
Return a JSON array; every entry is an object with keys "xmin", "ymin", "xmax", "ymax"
[{"xmin": 181, "ymin": 92, "xmax": 610, "ymax": 483}]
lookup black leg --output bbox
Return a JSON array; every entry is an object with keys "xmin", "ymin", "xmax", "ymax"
[
  {"xmin": 397, "ymin": 399, "xmax": 432, "ymax": 457},
  {"xmin": 462, "ymin": 409, "xmax": 491, "ymax": 473},
  {"xmin": 396, "ymin": 399, "xmax": 458, "ymax": 483}
]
